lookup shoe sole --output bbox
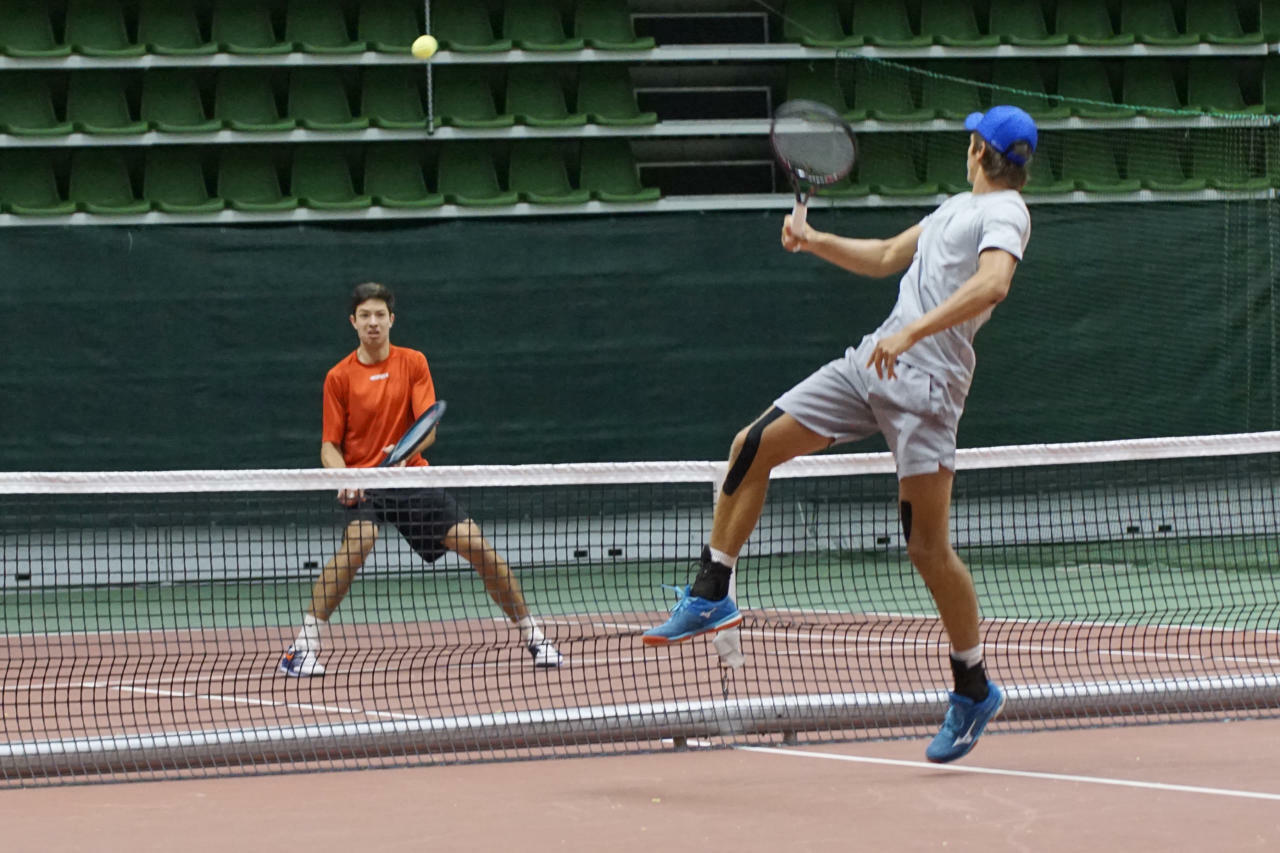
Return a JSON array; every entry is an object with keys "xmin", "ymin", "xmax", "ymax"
[
  {"xmin": 926, "ymin": 689, "xmax": 1006, "ymax": 764},
  {"xmin": 641, "ymin": 611, "xmax": 744, "ymax": 647},
  {"xmin": 278, "ymin": 660, "xmax": 324, "ymax": 678}
]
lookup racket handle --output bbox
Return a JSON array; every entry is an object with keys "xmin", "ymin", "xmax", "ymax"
[{"xmin": 789, "ymin": 198, "xmax": 808, "ymax": 240}]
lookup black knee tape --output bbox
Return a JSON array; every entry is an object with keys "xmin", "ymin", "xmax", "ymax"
[
  {"xmin": 722, "ymin": 407, "xmax": 785, "ymax": 496},
  {"xmin": 900, "ymin": 500, "xmax": 913, "ymax": 544}
]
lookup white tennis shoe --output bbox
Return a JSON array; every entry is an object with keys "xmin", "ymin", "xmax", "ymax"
[
  {"xmin": 278, "ymin": 645, "xmax": 326, "ymax": 677},
  {"xmin": 528, "ymin": 640, "xmax": 563, "ymax": 669}
]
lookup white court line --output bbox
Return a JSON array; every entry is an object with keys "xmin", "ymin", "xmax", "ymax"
[
  {"xmin": 736, "ymin": 745, "xmax": 1280, "ymax": 802},
  {"xmin": 114, "ymin": 685, "xmax": 420, "ymax": 722}
]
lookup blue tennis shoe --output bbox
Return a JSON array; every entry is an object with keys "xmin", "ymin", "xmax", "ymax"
[
  {"xmin": 642, "ymin": 585, "xmax": 742, "ymax": 646},
  {"xmin": 926, "ymin": 681, "xmax": 1005, "ymax": 763}
]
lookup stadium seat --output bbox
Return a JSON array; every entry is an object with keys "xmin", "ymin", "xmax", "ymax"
[
  {"xmin": 1187, "ymin": 0, "xmax": 1263, "ymax": 45},
  {"xmin": 1189, "ymin": 131, "xmax": 1270, "ymax": 190},
  {"xmin": 507, "ymin": 67, "xmax": 586, "ymax": 127},
  {"xmin": 217, "ymin": 149, "xmax": 298, "ymax": 211},
  {"xmin": 358, "ymin": 0, "xmax": 422, "ymax": 52},
  {"xmin": 361, "ymin": 68, "xmax": 428, "ymax": 129},
  {"xmin": 143, "ymin": 149, "xmax": 224, "ymax": 213},
  {"xmin": 138, "ymin": 0, "xmax": 215, "ymax": 55},
  {"xmin": 1265, "ymin": 56, "xmax": 1280, "ymax": 115},
  {"xmin": 990, "ymin": 61, "xmax": 1070, "ymax": 119},
  {"xmin": 288, "ymin": 69, "xmax": 370, "ymax": 131},
  {"xmin": 1019, "ymin": 135, "xmax": 1074, "ymax": 194},
  {"xmin": 510, "ymin": 141, "xmax": 591, "ymax": 203},
  {"xmin": 919, "ymin": 0, "xmax": 1000, "ymax": 47},
  {"xmin": 503, "ymin": 0, "xmax": 584, "ymax": 50},
  {"xmin": 433, "ymin": 0, "xmax": 513, "ymax": 52},
  {"xmin": 0, "ymin": 150, "xmax": 75, "ymax": 215},
  {"xmin": 1056, "ymin": 60, "xmax": 1136, "ymax": 119},
  {"xmin": 782, "ymin": 0, "xmax": 861, "ymax": 48},
  {"xmin": 577, "ymin": 66, "xmax": 657, "ymax": 126},
  {"xmin": 0, "ymin": 73, "xmax": 73, "ymax": 136},
  {"xmin": 286, "ymin": 0, "xmax": 366, "ymax": 54},
  {"xmin": 1118, "ymin": 0, "xmax": 1198, "ymax": 46},
  {"xmin": 846, "ymin": 60, "xmax": 933, "ymax": 121},
  {"xmin": 857, "ymin": 134, "xmax": 939, "ymax": 197},
  {"xmin": 67, "ymin": 72, "xmax": 148, "ymax": 135},
  {"xmin": 363, "ymin": 146, "xmax": 443, "ymax": 208},
  {"xmin": 924, "ymin": 133, "xmax": 971, "ymax": 193},
  {"xmin": 579, "ymin": 140, "xmax": 659, "ymax": 202},
  {"xmin": 215, "ymin": 70, "xmax": 296, "ymax": 131},
  {"xmin": 434, "ymin": 68, "xmax": 515, "ymax": 128},
  {"xmin": 0, "ymin": 1, "xmax": 72, "ymax": 57},
  {"xmin": 292, "ymin": 149, "xmax": 372, "ymax": 210},
  {"xmin": 784, "ymin": 63, "xmax": 850, "ymax": 115},
  {"xmin": 141, "ymin": 71, "xmax": 221, "ymax": 133},
  {"xmin": 1125, "ymin": 133, "xmax": 1206, "ymax": 191},
  {"xmin": 1060, "ymin": 133, "xmax": 1141, "ymax": 192},
  {"xmin": 574, "ymin": 0, "xmax": 655, "ymax": 49},
  {"xmin": 1265, "ymin": 0, "xmax": 1280, "ymax": 42},
  {"xmin": 920, "ymin": 62, "xmax": 985, "ymax": 120},
  {"xmin": 437, "ymin": 145, "xmax": 519, "ymax": 206},
  {"xmin": 1185, "ymin": 60, "xmax": 1263, "ymax": 114},
  {"xmin": 987, "ymin": 0, "xmax": 1068, "ymax": 46},
  {"xmin": 70, "ymin": 149, "xmax": 150, "ymax": 214},
  {"xmin": 66, "ymin": 0, "xmax": 145, "ymax": 57},
  {"xmin": 212, "ymin": 0, "xmax": 291, "ymax": 55},
  {"xmin": 816, "ymin": 173, "xmax": 871, "ymax": 199},
  {"xmin": 1053, "ymin": 0, "xmax": 1135, "ymax": 46},
  {"xmin": 851, "ymin": 0, "xmax": 931, "ymax": 47},
  {"xmin": 1121, "ymin": 60, "xmax": 1186, "ymax": 116}
]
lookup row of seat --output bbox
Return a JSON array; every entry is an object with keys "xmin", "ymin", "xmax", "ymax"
[
  {"xmin": 790, "ymin": 57, "xmax": 1278, "ymax": 122},
  {"xmin": 784, "ymin": 0, "xmax": 1273, "ymax": 48},
  {"xmin": 0, "ymin": 65, "xmax": 652, "ymax": 136},
  {"xmin": 0, "ymin": 0, "xmax": 650, "ymax": 58},
  {"xmin": 0, "ymin": 140, "xmax": 659, "ymax": 215}
]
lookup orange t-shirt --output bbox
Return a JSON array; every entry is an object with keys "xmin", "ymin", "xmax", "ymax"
[{"xmin": 321, "ymin": 345, "xmax": 436, "ymax": 468}]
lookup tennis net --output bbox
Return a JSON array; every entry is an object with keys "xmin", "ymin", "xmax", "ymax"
[{"xmin": 2, "ymin": 432, "xmax": 1278, "ymax": 784}]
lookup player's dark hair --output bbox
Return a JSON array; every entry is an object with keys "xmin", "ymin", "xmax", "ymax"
[
  {"xmin": 350, "ymin": 282, "xmax": 395, "ymax": 315},
  {"xmin": 974, "ymin": 134, "xmax": 1032, "ymax": 190}
]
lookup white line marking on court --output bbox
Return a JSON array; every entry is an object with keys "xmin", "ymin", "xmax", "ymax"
[
  {"xmin": 736, "ymin": 745, "xmax": 1280, "ymax": 802},
  {"xmin": 113, "ymin": 685, "xmax": 420, "ymax": 722}
]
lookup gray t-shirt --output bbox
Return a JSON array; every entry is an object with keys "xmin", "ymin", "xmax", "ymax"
[{"xmin": 868, "ymin": 189, "xmax": 1031, "ymax": 397}]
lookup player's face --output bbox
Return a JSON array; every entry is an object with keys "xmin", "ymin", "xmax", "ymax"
[
  {"xmin": 965, "ymin": 133, "xmax": 982, "ymax": 184},
  {"xmin": 350, "ymin": 298, "xmax": 394, "ymax": 348}
]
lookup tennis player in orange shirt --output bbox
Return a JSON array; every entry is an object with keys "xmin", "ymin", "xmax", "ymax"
[{"xmin": 279, "ymin": 282, "xmax": 562, "ymax": 676}]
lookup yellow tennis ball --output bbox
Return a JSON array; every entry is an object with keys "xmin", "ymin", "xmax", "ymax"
[{"xmin": 411, "ymin": 34, "xmax": 438, "ymax": 59}]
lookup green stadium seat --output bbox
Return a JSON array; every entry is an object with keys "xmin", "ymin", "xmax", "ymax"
[
  {"xmin": 924, "ymin": 132, "xmax": 971, "ymax": 193},
  {"xmin": 919, "ymin": 0, "xmax": 1000, "ymax": 47},
  {"xmin": 437, "ymin": 145, "xmax": 519, "ymax": 206},
  {"xmin": 851, "ymin": 0, "xmax": 931, "ymax": 47},
  {"xmin": 1019, "ymin": 136, "xmax": 1075, "ymax": 195},
  {"xmin": 847, "ymin": 60, "xmax": 933, "ymax": 121},
  {"xmin": 1121, "ymin": 60, "xmax": 1186, "ymax": 116},
  {"xmin": 292, "ymin": 149, "xmax": 372, "ymax": 210},
  {"xmin": 70, "ymin": 149, "xmax": 150, "ymax": 214},
  {"xmin": 143, "ymin": 149, "xmax": 224, "ymax": 213},
  {"xmin": 0, "ymin": 150, "xmax": 75, "ymax": 215},
  {"xmin": 785, "ymin": 63, "xmax": 850, "ymax": 115},
  {"xmin": 217, "ymin": 149, "xmax": 298, "ymax": 211},
  {"xmin": 1186, "ymin": 60, "xmax": 1263, "ymax": 114},
  {"xmin": 1060, "ymin": 133, "xmax": 1140, "ymax": 192},
  {"xmin": 358, "ymin": 0, "xmax": 422, "ymax": 52},
  {"xmin": 363, "ymin": 146, "xmax": 443, "ymax": 208},
  {"xmin": 138, "ymin": 0, "xmax": 216, "ymax": 55},
  {"xmin": 361, "ymin": 68, "xmax": 428, "ymax": 129},
  {"xmin": 212, "ymin": 0, "xmax": 291, "ymax": 55},
  {"xmin": 1054, "ymin": 0, "xmax": 1135, "ymax": 46},
  {"xmin": 987, "ymin": 0, "xmax": 1068, "ymax": 46},
  {"xmin": 782, "ymin": 0, "xmax": 861, "ymax": 48},
  {"xmin": 67, "ymin": 72, "xmax": 148, "ymax": 135},
  {"xmin": 0, "ymin": 1, "xmax": 72, "ymax": 57},
  {"xmin": 1118, "ymin": 0, "xmax": 1198, "ymax": 46},
  {"xmin": 816, "ymin": 173, "xmax": 871, "ymax": 198},
  {"xmin": 1265, "ymin": 56, "xmax": 1280, "ymax": 115},
  {"xmin": 1126, "ymin": 134, "xmax": 1206, "ymax": 191},
  {"xmin": 1265, "ymin": 0, "xmax": 1280, "ymax": 41},
  {"xmin": 215, "ymin": 70, "xmax": 296, "ymax": 132},
  {"xmin": 1189, "ymin": 131, "xmax": 1270, "ymax": 191},
  {"xmin": 507, "ymin": 67, "xmax": 586, "ymax": 127},
  {"xmin": 574, "ymin": 0, "xmax": 655, "ymax": 49},
  {"xmin": 510, "ymin": 141, "xmax": 590, "ymax": 203},
  {"xmin": 141, "ymin": 71, "xmax": 222, "ymax": 133},
  {"xmin": 66, "ymin": 0, "xmax": 146, "ymax": 57},
  {"xmin": 920, "ymin": 62, "xmax": 985, "ymax": 120},
  {"xmin": 433, "ymin": 0, "xmax": 513, "ymax": 52},
  {"xmin": 577, "ymin": 66, "xmax": 657, "ymax": 126},
  {"xmin": 286, "ymin": 0, "xmax": 366, "ymax": 54},
  {"xmin": 0, "ymin": 73, "xmax": 73, "ymax": 136},
  {"xmin": 579, "ymin": 140, "xmax": 659, "ymax": 202},
  {"xmin": 434, "ymin": 68, "xmax": 515, "ymax": 128},
  {"xmin": 990, "ymin": 61, "xmax": 1070, "ymax": 120},
  {"xmin": 857, "ymin": 134, "xmax": 939, "ymax": 197},
  {"xmin": 1056, "ymin": 60, "xmax": 1136, "ymax": 119},
  {"xmin": 288, "ymin": 69, "xmax": 371, "ymax": 131},
  {"xmin": 503, "ymin": 0, "xmax": 584, "ymax": 51},
  {"xmin": 1187, "ymin": 0, "xmax": 1263, "ymax": 45}
]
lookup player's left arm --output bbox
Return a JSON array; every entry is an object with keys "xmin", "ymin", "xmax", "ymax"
[
  {"xmin": 866, "ymin": 248, "xmax": 1018, "ymax": 379},
  {"xmin": 409, "ymin": 352, "xmax": 440, "ymax": 455}
]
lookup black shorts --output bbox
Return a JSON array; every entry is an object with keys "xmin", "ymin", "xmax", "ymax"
[{"xmin": 344, "ymin": 488, "xmax": 468, "ymax": 564}]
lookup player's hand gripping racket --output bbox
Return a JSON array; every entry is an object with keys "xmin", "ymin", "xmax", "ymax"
[
  {"xmin": 770, "ymin": 99, "xmax": 857, "ymax": 245},
  {"xmin": 380, "ymin": 400, "xmax": 447, "ymax": 467}
]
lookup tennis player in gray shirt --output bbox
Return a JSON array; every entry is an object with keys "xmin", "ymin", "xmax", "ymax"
[{"xmin": 645, "ymin": 105, "xmax": 1037, "ymax": 764}]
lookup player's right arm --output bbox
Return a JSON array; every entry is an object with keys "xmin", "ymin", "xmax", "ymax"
[
  {"xmin": 781, "ymin": 218, "xmax": 923, "ymax": 279},
  {"xmin": 321, "ymin": 370, "xmax": 362, "ymax": 506}
]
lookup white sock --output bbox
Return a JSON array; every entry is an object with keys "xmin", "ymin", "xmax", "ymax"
[
  {"xmin": 517, "ymin": 615, "xmax": 545, "ymax": 646},
  {"xmin": 295, "ymin": 614, "xmax": 324, "ymax": 652},
  {"xmin": 950, "ymin": 644, "xmax": 983, "ymax": 668},
  {"xmin": 709, "ymin": 547, "xmax": 738, "ymax": 570}
]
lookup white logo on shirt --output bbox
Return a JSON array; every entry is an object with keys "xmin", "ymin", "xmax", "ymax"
[{"xmin": 369, "ymin": 373, "xmax": 389, "ymax": 381}]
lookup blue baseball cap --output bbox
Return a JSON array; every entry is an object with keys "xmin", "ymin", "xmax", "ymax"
[{"xmin": 964, "ymin": 105, "xmax": 1038, "ymax": 166}]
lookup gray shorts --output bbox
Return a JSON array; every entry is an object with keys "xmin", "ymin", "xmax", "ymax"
[{"xmin": 775, "ymin": 338, "xmax": 966, "ymax": 480}]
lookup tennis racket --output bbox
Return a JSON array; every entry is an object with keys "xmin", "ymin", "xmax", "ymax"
[
  {"xmin": 380, "ymin": 400, "xmax": 447, "ymax": 467},
  {"xmin": 769, "ymin": 99, "xmax": 857, "ymax": 241}
]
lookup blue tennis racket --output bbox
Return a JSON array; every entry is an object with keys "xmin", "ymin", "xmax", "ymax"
[{"xmin": 380, "ymin": 400, "xmax": 447, "ymax": 467}]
